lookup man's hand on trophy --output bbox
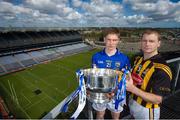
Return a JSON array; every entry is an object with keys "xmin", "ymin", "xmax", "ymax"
[
  {"xmin": 86, "ymin": 90, "xmax": 90, "ymax": 97},
  {"xmin": 106, "ymin": 92, "xmax": 115, "ymax": 100},
  {"xmin": 126, "ymin": 72, "xmax": 135, "ymax": 93}
]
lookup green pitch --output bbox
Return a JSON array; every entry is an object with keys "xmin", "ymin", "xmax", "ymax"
[{"xmin": 0, "ymin": 49, "xmax": 99, "ymax": 119}]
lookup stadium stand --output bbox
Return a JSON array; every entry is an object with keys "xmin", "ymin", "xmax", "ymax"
[
  {"xmin": 0, "ymin": 66, "xmax": 5, "ymax": 75},
  {"xmin": 28, "ymin": 51, "xmax": 49, "ymax": 63},
  {"xmin": 56, "ymin": 43, "xmax": 92, "ymax": 55},
  {"xmin": 0, "ymin": 30, "xmax": 82, "ymax": 54},
  {"xmin": 0, "ymin": 42, "xmax": 91, "ymax": 75},
  {"xmin": 0, "ymin": 55, "xmax": 23, "ymax": 72},
  {"xmin": 0, "ymin": 30, "xmax": 92, "ymax": 76},
  {"xmin": 14, "ymin": 53, "xmax": 38, "ymax": 67},
  {"xmin": 40, "ymin": 48, "xmax": 58, "ymax": 60}
]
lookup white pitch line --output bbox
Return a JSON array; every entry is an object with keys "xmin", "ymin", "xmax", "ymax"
[
  {"xmin": 25, "ymin": 97, "xmax": 46, "ymax": 110},
  {"xmin": 15, "ymin": 72, "xmax": 58, "ymax": 112},
  {"xmin": 12, "ymin": 83, "xmax": 19, "ymax": 105},
  {"xmin": 20, "ymin": 71, "xmax": 60, "ymax": 105},
  {"xmin": 17, "ymin": 73, "xmax": 58, "ymax": 107},
  {"xmin": 7, "ymin": 80, "xmax": 14, "ymax": 101},
  {"xmin": 0, "ymin": 82, "xmax": 31, "ymax": 119},
  {"xmin": 26, "ymin": 70, "xmax": 64, "ymax": 96},
  {"xmin": 21, "ymin": 92, "xmax": 31, "ymax": 104},
  {"xmin": 20, "ymin": 92, "xmax": 31, "ymax": 108}
]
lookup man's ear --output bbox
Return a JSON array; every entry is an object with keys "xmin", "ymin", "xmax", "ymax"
[
  {"xmin": 118, "ymin": 39, "xmax": 121, "ymax": 43},
  {"xmin": 104, "ymin": 37, "xmax": 106, "ymax": 42},
  {"xmin": 158, "ymin": 40, "xmax": 161, "ymax": 47}
]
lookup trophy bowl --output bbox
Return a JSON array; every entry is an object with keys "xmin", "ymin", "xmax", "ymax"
[{"xmin": 82, "ymin": 68, "xmax": 119, "ymax": 104}]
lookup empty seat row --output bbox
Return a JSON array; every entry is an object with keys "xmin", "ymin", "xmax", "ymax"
[{"xmin": 0, "ymin": 43, "xmax": 92, "ymax": 75}]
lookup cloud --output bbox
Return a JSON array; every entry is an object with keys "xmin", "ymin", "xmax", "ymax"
[
  {"xmin": 25, "ymin": 0, "xmax": 82, "ymax": 20},
  {"xmin": 0, "ymin": 1, "xmax": 34, "ymax": 22},
  {"xmin": 0, "ymin": 0, "xmax": 179, "ymax": 27},
  {"xmin": 71, "ymin": 0, "xmax": 125, "ymax": 26},
  {"xmin": 72, "ymin": 0, "xmax": 83, "ymax": 8},
  {"xmin": 124, "ymin": 0, "xmax": 157, "ymax": 12},
  {"xmin": 66, "ymin": 11, "xmax": 82, "ymax": 20},
  {"xmin": 124, "ymin": 14, "xmax": 153, "ymax": 24},
  {"xmin": 0, "ymin": 1, "xmax": 32, "ymax": 15},
  {"xmin": 0, "ymin": 1, "xmax": 55, "ymax": 27},
  {"xmin": 124, "ymin": 0, "xmax": 180, "ymax": 22},
  {"xmin": 82, "ymin": 0, "xmax": 123, "ymax": 17},
  {"xmin": 174, "ymin": 10, "xmax": 180, "ymax": 22},
  {"xmin": 25, "ymin": 0, "xmax": 64, "ymax": 14}
]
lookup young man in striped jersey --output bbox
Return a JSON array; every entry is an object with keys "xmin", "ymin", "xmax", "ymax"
[{"xmin": 126, "ymin": 29, "xmax": 172, "ymax": 119}]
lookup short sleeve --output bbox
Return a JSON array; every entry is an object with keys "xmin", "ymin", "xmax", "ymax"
[
  {"xmin": 152, "ymin": 69, "xmax": 171, "ymax": 97},
  {"xmin": 92, "ymin": 53, "xmax": 99, "ymax": 68},
  {"xmin": 91, "ymin": 54, "xmax": 96, "ymax": 67}
]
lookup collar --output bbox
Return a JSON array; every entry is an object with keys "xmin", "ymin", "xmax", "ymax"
[
  {"xmin": 102, "ymin": 48, "xmax": 120, "ymax": 56},
  {"xmin": 143, "ymin": 53, "xmax": 163, "ymax": 62}
]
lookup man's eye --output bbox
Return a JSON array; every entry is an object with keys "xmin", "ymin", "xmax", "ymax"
[
  {"xmin": 149, "ymin": 40, "xmax": 154, "ymax": 43},
  {"xmin": 113, "ymin": 39, "xmax": 118, "ymax": 41}
]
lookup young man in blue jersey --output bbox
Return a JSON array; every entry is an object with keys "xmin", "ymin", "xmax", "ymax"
[{"xmin": 91, "ymin": 28, "xmax": 130, "ymax": 119}]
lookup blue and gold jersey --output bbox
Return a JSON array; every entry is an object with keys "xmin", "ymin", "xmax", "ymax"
[{"xmin": 92, "ymin": 49, "xmax": 130, "ymax": 70}]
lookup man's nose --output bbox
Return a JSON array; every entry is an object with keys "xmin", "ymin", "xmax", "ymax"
[
  {"xmin": 109, "ymin": 40, "xmax": 113, "ymax": 43},
  {"xmin": 145, "ymin": 41, "xmax": 150, "ymax": 45}
]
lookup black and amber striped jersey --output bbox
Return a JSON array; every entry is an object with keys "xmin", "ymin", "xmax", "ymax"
[{"xmin": 131, "ymin": 54, "xmax": 172, "ymax": 108}]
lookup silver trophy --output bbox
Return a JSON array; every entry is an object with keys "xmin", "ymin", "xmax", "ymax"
[
  {"xmin": 83, "ymin": 68, "xmax": 119, "ymax": 104},
  {"xmin": 43, "ymin": 68, "xmax": 126, "ymax": 119}
]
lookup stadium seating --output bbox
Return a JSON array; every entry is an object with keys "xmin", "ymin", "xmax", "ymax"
[
  {"xmin": 0, "ymin": 30, "xmax": 82, "ymax": 53},
  {"xmin": 56, "ymin": 43, "xmax": 92, "ymax": 55},
  {"xmin": 0, "ymin": 55, "xmax": 23, "ymax": 72},
  {"xmin": 0, "ymin": 56, "xmax": 15, "ymax": 65},
  {"xmin": 0, "ymin": 42, "xmax": 92, "ymax": 75},
  {"xmin": 0, "ymin": 30, "xmax": 92, "ymax": 75},
  {"xmin": 3, "ymin": 63, "xmax": 22, "ymax": 72},
  {"xmin": 40, "ymin": 48, "xmax": 58, "ymax": 60},
  {"xmin": 0, "ymin": 66, "xmax": 5, "ymax": 75},
  {"xmin": 28, "ymin": 51, "xmax": 49, "ymax": 63},
  {"xmin": 14, "ymin": 53, "xmax": 37, "ymax": 67}
]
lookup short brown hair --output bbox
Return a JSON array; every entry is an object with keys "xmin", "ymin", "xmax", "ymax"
[
  {"xmin": 142, "ymin": 29, "xmax": 161, "ymax": 41},
  {"xmin": 103, "ymin": 28, "xmax": 120, "ymax": 38}
]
